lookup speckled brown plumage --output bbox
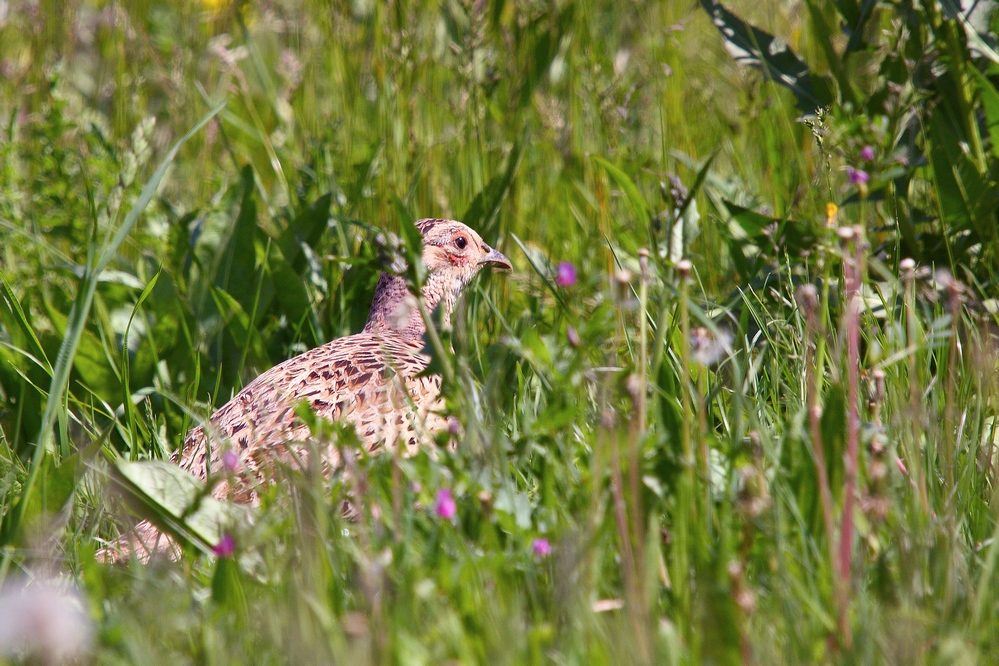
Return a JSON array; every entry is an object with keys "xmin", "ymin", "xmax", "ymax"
[
  {"xmin": 175, "ymin": 332, "xmax": 443, "ymax": 503},
  {"xmin": 100, "ymin": 219, "xmax": 510, "ymax": 561}
]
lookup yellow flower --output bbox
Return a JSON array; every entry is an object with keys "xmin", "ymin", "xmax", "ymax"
[{"xmin": 825, "ymin": 202, "xmax": 838, "ymax": 227}]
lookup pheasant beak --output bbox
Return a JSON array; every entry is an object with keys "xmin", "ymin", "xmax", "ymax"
[{"xmin": 478, "ymin": 246, "xmax": 512, "ymax": 271}]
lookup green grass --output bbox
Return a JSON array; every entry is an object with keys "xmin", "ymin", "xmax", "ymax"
[{"xmin": 1, "ymin": 0, "xmax": 999, "ymax": 663}]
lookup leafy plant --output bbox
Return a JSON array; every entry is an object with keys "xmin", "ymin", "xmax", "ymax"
[{"xmin": 703, "ymin": 0, "xmax": 999, "ymax": 285}]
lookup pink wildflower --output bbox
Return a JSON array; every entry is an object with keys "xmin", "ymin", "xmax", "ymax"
[
  {"xmin": 434, "ymin": 488, "xmax": 457, "ymax": 520},
  {"xmin": 556, "ymin": 262, "xmax": 577, "ymax": 287},
  {"xmin": 847, "ymin": 167, "xmax": 869, "ymax": 185},
  {"xmin": 532, "ymin": 538, "xmax": 552, "ymax": 557},
  {"xmin": 212, "ymin": 533, "xmax": 236, "ymax": 558}
]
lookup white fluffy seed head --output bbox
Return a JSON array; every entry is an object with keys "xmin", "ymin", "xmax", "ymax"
[{"xmin": 0, "ymin": 578, "xmax": 93, "ymax": 664}]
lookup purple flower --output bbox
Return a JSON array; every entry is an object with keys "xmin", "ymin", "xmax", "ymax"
[
  {"xmin": 556, "ymin": 262, "xmax": 577, "ymax": 287},
  {"xmin": 847, "ymin": 167, "xmax": 869, "ymax": 185},
  {"xmin": 434, "ymin": 488, "xmax": 457, "ymax": 520},
  {"xmin": 212, "ymin": 533, "xmax": 235, "ymax": 558},
  {"xmin": 860, "ymin": 145, "xmax": 875, "ymax": 161},
  {"xmin": 221, "ymin": 450, "xmax": 239, "ymax": 473},
  {"xmin": 532, "ymin": 538, "xmax": 552, "ymax": 557}
]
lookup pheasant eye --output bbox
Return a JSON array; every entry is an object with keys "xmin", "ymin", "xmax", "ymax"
[{"xmin": 454, "ymin": 236, "xmax": 467, "ymax": 250}]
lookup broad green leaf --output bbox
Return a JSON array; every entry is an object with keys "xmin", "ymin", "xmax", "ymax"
[
  {"xmin": 14, "ymin": 452, "xmax": 77, "ymax": 538},
  {"xmin": 114, "ymin": 459, "xmax": 249, "ymax": 550},
  {"xmin": 721, "ymin": 200, "xmax": 777, "ymax": 239},
  {"xmin": 720, "ymin": 201, "xmax": 818, "ymax": 259},
  {"xmin": 266, "ymin": 246, "xmax": 314, "ymax": 329},
  {"xmin": 969, "ymin": 67, "xmax": 999, "ymax": 160},
  {"xmin": 211, "ymin": 287, "xmax": 269, "ymax": 372},
  {"xmin": 130, "ymin": 277, "xmax": 193, "ymax": 391},
  {"xmin": 212, "ymin": 556, "xmax": 248, "ymax": 618},
  {"xmin": 216, "ymin": 165, "xmax": 261, "ymax": 314},
  {"xmin": 279, "ymin": 193, "xmax": 333, "ymax": 270},
  {"xmin": 928, "ymin": 103, "xmax": 999, "ymax": 258},
  {"xmin": 43, "ymin": 302, "xmax": 121, "ymax": 406},
  {"xmin": 701, "ymin": 0, "xmax": 834, "ymax": 113}
]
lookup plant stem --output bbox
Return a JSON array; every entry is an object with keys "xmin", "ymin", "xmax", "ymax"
[
  {"xmin": 801, "ymin": 284, "xmax": 844, "ymax": 648},
  {"xmin": 837, "ymin": 227, "xmax": 865, "ymax": 647},
  {"xmin": 903, "ymin": 263, "xmax": 929, "ymax": 514},
  {"xmin": 630, "ymin": 250, "xmax": 650, "ymax": 614},
  {"xmin": 674, "ymin": 261, "xmax": 696, "ymax": 642}
]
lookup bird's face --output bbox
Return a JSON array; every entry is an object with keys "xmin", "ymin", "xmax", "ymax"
[
  {"xmin": 363, "ymin": 219, "xmax": 511, "ymax": 338},
  {"xmin": 417, "ymin": 219, "xmax": 512, "ymax": 286},
  {"xmin": 413, "ymin": 219, "xmax": 511, "ymax": 330}
]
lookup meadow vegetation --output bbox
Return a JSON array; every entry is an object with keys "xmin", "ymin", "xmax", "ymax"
[{"xmin": 1, "ymin": 0, "xmax": 999, "ymax": 663}]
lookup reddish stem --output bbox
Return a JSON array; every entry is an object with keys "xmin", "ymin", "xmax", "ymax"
[{"xmin": 838, "ymin": 234, "xmax": 863, "ymax": 621}]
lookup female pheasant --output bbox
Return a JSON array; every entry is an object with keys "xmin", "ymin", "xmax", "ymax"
[{"xmin": 103, "ymin": 218, "xmax": 510, "ymax": 560}]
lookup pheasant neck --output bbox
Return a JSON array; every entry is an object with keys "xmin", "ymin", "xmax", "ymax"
[{"xmin": 363, "ymin": 272, "xmax": 461, "ymax": 339}]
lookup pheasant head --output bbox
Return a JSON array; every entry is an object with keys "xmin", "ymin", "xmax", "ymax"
[{"xmin": 364, "ymin": 219, "xmax": 511, "ymax": 339}]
